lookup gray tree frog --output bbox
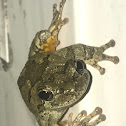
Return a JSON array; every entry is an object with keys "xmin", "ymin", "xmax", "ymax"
[{"xmin": 17, "ymin": 0, "xmax": 119, "ymax": 126}]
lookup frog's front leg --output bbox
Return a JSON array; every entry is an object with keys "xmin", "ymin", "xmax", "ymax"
[
  {"xmin": 55, "ymin": 39, "xmax": 119, "ymax": 75},
  {"xmin": 84, "ymin": 39, "xmax": 119, "ymax": 75},
  {"xmin": 49, "ymin": 0, "xmax": 69, "ymax": 47},
  {"xmin": 63, "ymin": 107, "xmax": 106, "ymax": 126}
]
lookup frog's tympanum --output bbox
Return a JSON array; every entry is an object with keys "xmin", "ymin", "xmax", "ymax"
[{"xmin": 17, "ymin": 0, "xmax": 119, "ymax": 126}]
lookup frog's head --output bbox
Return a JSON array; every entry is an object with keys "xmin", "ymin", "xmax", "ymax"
[
  {"xmin": 31, "ymin": 53, "xmax": 92, "ymax": 110},
  {"xmin": 18, "ymin": 53, "xmax": 92, "ymax": 114}
]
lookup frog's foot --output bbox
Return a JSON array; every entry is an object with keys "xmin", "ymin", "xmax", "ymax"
[
  {"xmin": 85, "ymin": 39, "xmax": 119, "ymax": 75},
  {"xmin": 49, "ymin": 0, "xmax": 69, "ymax": 35},
  {"xmin": 64, "ymin": 107, "xmax": 106, "ymax": 126}
]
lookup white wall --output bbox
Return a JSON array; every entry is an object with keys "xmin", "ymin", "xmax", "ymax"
[{"xmin": 0, "ymin": 0, "xmax": 125, "ymax": 126}]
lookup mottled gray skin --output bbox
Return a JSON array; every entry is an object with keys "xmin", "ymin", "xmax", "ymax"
[
  {"xmin": 18, "ymin": 46, "xmax": 92, "ymax": 126},
  {"xmin": 17, "ymin": 0, "xmax": 119, "ymax": 126},
  {"xmin": 18, "ymin": 42, "xmax": 119, "ymax": 126}
]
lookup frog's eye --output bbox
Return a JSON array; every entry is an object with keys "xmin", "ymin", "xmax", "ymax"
[
  {"xmin": 38, "ymin": 91, "xmax": 53, "ymax": 101},
  {"xmin": 76, "ymin": 60, "xmax": 86, "ymax": 74}
]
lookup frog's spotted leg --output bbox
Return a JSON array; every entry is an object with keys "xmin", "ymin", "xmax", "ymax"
[
  {"xmin": 55, "ymin": 39, "xmax": 119, "ymax": 75},
  {"xmin": 59, "ymin": 107, "xmax": 106, "ymax": 126},
  {"xmin": 49, "ymin": 0, "xmax": 69, "ymax": 47},
  {"xmin": 29, "ymin": 0, "xmax": 68, "ymax": 57},
  {"xmin": 85, "ymin": 39, "xmax": 119, "ymax": 75}
]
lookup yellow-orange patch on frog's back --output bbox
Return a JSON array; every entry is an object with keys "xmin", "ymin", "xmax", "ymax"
[{"xmin": 40, "ymin": 36, "xmax": 57, "ymax": 52}]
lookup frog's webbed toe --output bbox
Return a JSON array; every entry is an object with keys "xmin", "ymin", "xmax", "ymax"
[
  {"xmin": 47, "ymin": 0, "xmax": 69, "ymax": 51},
  {"xmin": 79, "ymin": 107, "xmax": 106, "ymax": 126},
  {"xmin": 49, "ymin": 0, "xmax": 69, "ymax": 34},
  {"xmin": 100, "ymin": 39, "xmax": 119, "ymax": 64},
  {"xmin": 85, "ymin": 39, "xmax": 119, "ymax": 75},
  {"xmin": 64, "ymin": 107, "xmax": 106, "ymax": 126}
]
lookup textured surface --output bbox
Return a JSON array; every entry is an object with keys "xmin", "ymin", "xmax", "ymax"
[
  {"xmin": 0, "ymin": 0, "xmax": 125, "ymax": 126},
  {"xmin": 17, "ymin": 0, "xmax": 119, "ymax": 126}
]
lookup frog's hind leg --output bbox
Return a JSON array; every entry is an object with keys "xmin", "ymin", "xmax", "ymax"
[
  {"xmin": 51, "ymin": 0, "xmax": 69, "ymax": 29},
  {"xmin": 49, "ymin": 0, "xmax": 69, "ymax": 48}
]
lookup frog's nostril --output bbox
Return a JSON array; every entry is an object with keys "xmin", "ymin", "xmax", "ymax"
[{"xmin": 38, "ymin": 91, "xmax": 53, "ymax": 101}]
